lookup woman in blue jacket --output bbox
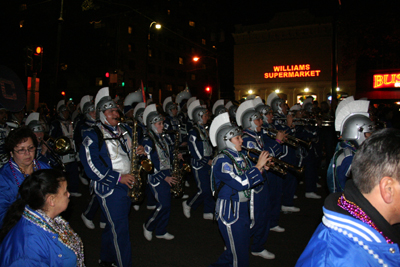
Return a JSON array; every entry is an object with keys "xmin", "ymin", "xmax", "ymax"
[
  {"xmin": 0, "ymin": 127, "xmax": 50, "ymax": 228},
  {"xmin": 0, "ymin": 169, "xmax": 84, "ymax": 266}
]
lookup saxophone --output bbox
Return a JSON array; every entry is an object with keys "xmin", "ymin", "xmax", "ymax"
[
  {"xmin": 170, "ymin": 130, "xmax": 191, "ymax": 198},
  {"xmin": 128, "ymin": 120, "xmax": 153, "ymax": 202}
]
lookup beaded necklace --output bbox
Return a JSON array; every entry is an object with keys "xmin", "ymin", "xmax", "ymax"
[
  {"xmin": 23, "ymin": 207, "xmax": 85, "ymax": 266},
  {"xmin": 9, "ymin": 159, "xmax": 39, "ymax": 187},
  {"xmin": 221, "ymin": 149, "xmax": 251, "ymax": 198},
  {"xmin": 338, "ymin": 194, "xmax": 393, "ymax": 244}
]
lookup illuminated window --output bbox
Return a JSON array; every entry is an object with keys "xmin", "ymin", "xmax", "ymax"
[
  {"xmin": 189, "ymin": 21, "xmax": 195, "ymax": 27},
  {"xmin": 167, "ymin": 9, "xmax": 171, "ymax": 15},
  {"xmin": 212, "ymin": 45, "xmax": 216, "ymax": 49},
  {"xmin": 128, "ymin": 26, "xmax": 132, "ymax": 34},
  {"xmin": 128, "ymin": 44, "xmax": 132, "ymax": 52},
  {"xmin": 191, "ymin": 74, "xmax": 196, "ymax": 81},
  {"xmin": 191, "ymin": 47, "xmax": 196, "ymax": 54},
  {"xmin": 19, "ymin": 4, "xmax": 27, "ymax": 11},
  {"xmin": 148, "ymin": 48, "xmax": 152, "ymax": 57},
  {"xmin": 202, "ymin": 39, "xmax": 206, "ymax": 45},
  {"xmin": 166, "ymin": 84, "xmax": 173, "ymax": 91},
  {"xmin": 96, "ymin": 78, "xmax": 103, "ymax": 86},
  {"xmin": 179, "ymin": 57, "xmax": 183, "ymax": 65},
  {"xmin": 19, "ymin": 20, "xmax": 24, "ymax": 28}
]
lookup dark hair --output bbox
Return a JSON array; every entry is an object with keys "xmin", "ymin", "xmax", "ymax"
[
  {"xmin": 5, "ymin": 126, "xmax": 38, "ymax": 154},
  {"xmin": 0, "ymin": 169, "xmax": 66, "ymax": 243},
  {"xmin": 352, "ymin": 128, "xmax": 400, "ymax": 194}
]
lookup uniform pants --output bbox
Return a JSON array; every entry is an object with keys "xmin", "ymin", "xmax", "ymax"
[
  {"xmin": 282, "ymin": 172, "xmax": 297, "ymax": 207},
  {"xmin": 250, "ymin": 182, "xmax": 270, "ymax": 253},
  {"xmin": 83, "ymin": 192, "xmax": 106, "ymax": 224},
  {"xmin": 210, "ymin": 200, "xmax": 250, "ymax": 267},
  {"xmin": 98, "ymin": 187, "xmax": 132, "ymax": 267},
  {"xmin": 145, "ymin": 178, "xmax": 171, "ymax": 236},
  {"xmin": 187, "ymin": 164, "xmax": 215, "ymax": 214},
  {"xmin": 268, "ymin": 173, "xmax": 283, "ymax": 228}
]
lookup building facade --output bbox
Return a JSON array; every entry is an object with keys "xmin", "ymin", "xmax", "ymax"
[{"xmin": 233, "ymin": 9, "xmax": 356, "ymax": 106}]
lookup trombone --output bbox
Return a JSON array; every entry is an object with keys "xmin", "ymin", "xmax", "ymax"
[
  {"xmin": 263, "ymin": 127, "xmax": 311, "ymax": 149},
  {"xmin": 241, "ymin": 146, "xmax": 304, "ymax": 175},
  {"xmin": 39, "ymin": 137, "xmax": 66, "ymax": 172}
]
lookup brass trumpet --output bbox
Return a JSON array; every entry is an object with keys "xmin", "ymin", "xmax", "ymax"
[
  {"xmin": 263, "ymin": 127, "xmax": 311, "ymax": 150},
  {"xmin": 241, "ymin": 146, "xmax": 304, "ymax": 175}
]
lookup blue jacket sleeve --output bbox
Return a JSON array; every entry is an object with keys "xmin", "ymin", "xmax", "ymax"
[{"xmin": 80, "ymin": 128, "xmax": 120, "ymax": 189}]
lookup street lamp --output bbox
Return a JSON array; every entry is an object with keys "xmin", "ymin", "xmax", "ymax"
[
  {"xmin": 145, "ymin": 21, "xmax": 161, "ymax": 100},
  {"xmin": 192, "ymin": 55, "xmax": 219, "ymax": 99}
]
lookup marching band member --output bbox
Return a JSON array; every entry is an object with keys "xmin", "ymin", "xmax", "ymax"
[
  {"xmin": 123, "ymin": 90, "xmax": 143, "ymax": 126},
  {"xmin": 163, "ymin": 96, "xmax": 186, "ymax": 145},
  {"xmin": 237, "ymin": 99, "xmax": 280, "ymax": 259},
  {"xmin": 212, "ymin": 99, "xmax": 227, "ymax": 116},
  {"xmin": 175, "ymin": 87, "xmax": 192, "ymax": 140},
  {"xmin": 327, "ymin": 99, "xmax": 374, "ymax": 193},
  {"xmin": 296, "ymin": 99, "xmax": 322, "ymax": 199},
  {"xmin": 209, "ymin": 112, "xmax": 270, "ymax": 267},
  {"xmin": 225, "ymin": 100, "xmax": 239, "ymax": 126},
  {"xmin": 182, "ymin": 100, "xmax": 215, "ymax": 220},
  {"xmin": 25, "ymin": 112, "xmax": 62, "ymax": 170},
  {"xmin": 133, "ymin": 102, "xmax": 147, "ymax": 143},
  {"xmin": 185, "ymin": 96, "xmax": 197, "ymax": 133},
  {"xmin": 132, "ymin": 101, "xmax": 158, "ymax": 211},
  {"xmin": 267, "ymin": 92, "xmax": 300, "ymax": 213},
  {"xmin": 80, "ymin": 87, "xmax": 138, "ymax": 267},
  {"xmin": 142, "ymin": 104, "xmax": 178, "ymax": 241},
  {"xmin": 75, "ymin": 95, "xmax": 106, "ymax": 229},
  {"xmin": 253, "ymin": 98, "xmax": 287, "ymax": 233},
  {"xmin": 50, "ymin": 100, "xmax": 81, "ymax": 197}
]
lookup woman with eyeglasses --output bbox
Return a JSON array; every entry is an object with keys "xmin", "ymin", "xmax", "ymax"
[{"xmin": 0, "ymin": 127, "xmax": 50, "ymax": 228}]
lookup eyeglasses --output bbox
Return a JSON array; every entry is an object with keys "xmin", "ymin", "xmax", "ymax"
[{"xmin": 14, "ymin": 146, "xmax": 36, "ymax": 154}]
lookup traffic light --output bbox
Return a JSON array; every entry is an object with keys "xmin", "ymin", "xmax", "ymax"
[
  {"xmin": 61, "ymin": 91, "xmax": 66, "ymax": 96},
  {"xmin": 25, "ymin": 46, "xmax": 33, "ymax": 73},
  {"xmin": 205, "ymin": 86, "xmax": 211, "ymax": 93},
  {"xmin": 34, "ymin": 46, "xmax": 43, "ymax": 55},
  {"xmin": 105, "ymin": 72, "xmax": 110, "ymax": 78},
  {"xmin": 121, "ymin": 82, "xmax": 125, "ymax": 87},
  {"xmin": 33, "ymin": 46, "xmax": 43, "ymax": 72}
]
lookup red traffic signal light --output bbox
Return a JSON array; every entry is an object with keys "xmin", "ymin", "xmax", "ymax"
[
  {"xmin": 105, "ymin": 72, "xmax": 110, "ymax": 78},
  {"xmin": 34, "ymin": 46, "xmax": 43, "ymax": 55},
  {"xmin": 205, "ymin": 86, "xmax": 211, "ymax": 92},
  {"xmin": 61, "ymin": 91, "xmax": 66, "ymax": 96}
]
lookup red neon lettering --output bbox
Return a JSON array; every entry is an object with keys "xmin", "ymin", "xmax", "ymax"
[
  {"xmin": 315, "ymin": 70, "xmax": 321, "ymax": 76},
  {"xmin": 374, "ymin": 75, "xmax": 384, "ymax": 88},
  {"xmin": 299, "ymin": 71, "xmax": 304, "ymax": 77},
  {"xmin": 273, "ymin": 66, "xmax": 281, "ymax": 72},
  {"xmin": 298, "ymin": 65, "xmax": 306, "ymax": 71},
  {"xmin": 306, "ymin": 64, "xmax": 310, "ymax": 70},
  {"xmin": 279, "ymin": 72, "xmax": 283, "ymax": 78},
  {"xmin": 274, "ymin": 73, "xmax": 279, "ymax": 78}
]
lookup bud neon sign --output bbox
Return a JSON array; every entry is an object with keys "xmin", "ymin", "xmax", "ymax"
[
  {"xmin": 264, "ymin": 64, "xmax": 321, "ymax": 79},
  {"xmin": 373, "ymin": 73, "xmax": 400, "ymax": 89}
]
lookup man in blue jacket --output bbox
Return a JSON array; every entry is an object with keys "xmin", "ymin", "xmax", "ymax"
[{"xmin": 296, "ymin": 128, "xmax": 400, "ymax": 267}]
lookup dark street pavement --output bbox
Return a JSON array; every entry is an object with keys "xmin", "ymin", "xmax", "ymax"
[{"xmin": 65, "ymin": 168, "xmax": 329, "ymax": 267}]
